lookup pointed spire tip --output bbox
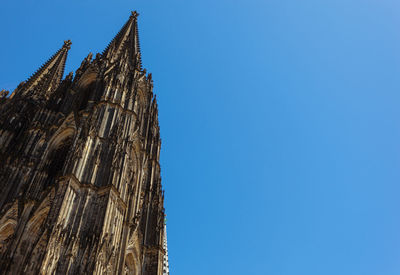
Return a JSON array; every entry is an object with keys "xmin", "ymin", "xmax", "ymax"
[
  {"xmin": 63, "ymin": 40, "xmax": 72, "ymax": 50},
  {"xmin": 131, "ymin": 11, "xmax": 139, "ymax": 18}
]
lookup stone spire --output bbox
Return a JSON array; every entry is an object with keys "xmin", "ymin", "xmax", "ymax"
[
  {"xmin": 13, "ymin": 40, "xmax": 71, "ymax": 99},
  {"xmin": 102, "ymin": 11, "xmax": 142, "ymax": 69}
]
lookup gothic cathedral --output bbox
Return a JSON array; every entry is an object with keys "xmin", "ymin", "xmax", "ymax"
[{"xmin": 0, "ymin": 12, "xmax": 169, "ymax": 275}]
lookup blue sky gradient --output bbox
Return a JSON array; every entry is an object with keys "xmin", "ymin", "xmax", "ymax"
[{"xmin": 2, "ymin": 1, "xmax": 400, "ymax": 274}]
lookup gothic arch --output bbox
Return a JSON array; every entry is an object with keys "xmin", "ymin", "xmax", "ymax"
[
  {"xmin": 76, "ymin": 71, "xmax": 98, "ymax": 111},
  {"xmin": 133, "ymin": 88, "xmax": 146, "ymax": 115},
  {"xmin": 28, "ymin": 206, "xmax": 49, "ymax": 235},
  {"xmin": 124, "ymin": 237, "xmax": 140, "ymax": 275},
  {"xmin": 47, "ymin": 127, "xmax": 75, "ymax": 152},
  {"xmin": 26, "ymin": 229, "xmax": 49, "ymax": 273},
  {"xmin": 136, "ymin": 88, "xmax": 145, "ymax": 103},
  {"xmin": 43, "ymin": 127, "xmax": 75, "ymax": 187},
  {"xmin": 131, "ymin": 141, "xmax": 141, "ymax": 171},
  {"xmin": 77, "ymin": 71, "xmax": 97, "ymax": 91},
  {"xmin": 0, "ymin": 201, "xmax": 18, "ymax": 253},
  {"xmin": 27, "ymin": 189, "xmax": 54, "ymax": 236},
  {"xmin": 12, "ymin": 190, "xmax": 55, "ymax": 271},
  {"xmin": 129, "ymin": 141, "xmax": 141, "ymax": 194}
]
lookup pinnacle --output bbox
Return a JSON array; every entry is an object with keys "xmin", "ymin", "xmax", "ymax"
[
  {"xmin": 63, "ymin": 40, "xmax": 72, "ymax": 50},
  {"xmin": 102, "ymin": 12, "xmax": 142, "ymax": 69},
  {"xmin": 131, "ymin": 11, "xmax": 139, "ymax": 18},
  {"xmin": 15, "ymin": 41, "xmax": 72, "ymax": 98}
]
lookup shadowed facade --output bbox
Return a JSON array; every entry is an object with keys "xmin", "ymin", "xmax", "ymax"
[{"xmin": 0, "ymin": 12, "xmax": 167, "ymax": 275}]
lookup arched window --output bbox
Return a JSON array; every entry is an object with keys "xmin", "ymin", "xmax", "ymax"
[
  {"xmin": 124, "ymin": 251, "xmax": 139, "ymax": 275},
  {"xmin": 0, "ymin": 202, "xmax": 18, "ymax": 254},
  {"xmin": 76, "ymin": 72, "xmax": 97, "ymax": 111},
  {"xmin": 78, "ymin": 81, "xmax": 96, "ymax": 111},
  {"xmin": 124, "ymin": 234, "xmax": 141, "ymax": 275},
  {"xmin": 45, "ymin": 137, "xmax": 72, "ymax": 188}
]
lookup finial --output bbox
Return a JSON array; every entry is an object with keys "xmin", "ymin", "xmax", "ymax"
[
  {"xmin": 63, "ymin": 40, "xmax": 72, "ymax": 50},
  {"xmin": 131, "ymin": 11, "xmax": 139, "ymax": 18},
  {"xmin": 87, "ymin": 52, "xmax": 93, "ymax": 60},
  {"xmin": 66, "ymin": 71, "xmax": 74, "ymax": 80},
  {"xmin": 0, "ymin": 89, "xmax": 9, "ymax": 98}
]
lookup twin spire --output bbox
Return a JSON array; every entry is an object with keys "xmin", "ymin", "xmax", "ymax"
[
  {"xmin": 15, "ymin": 40, "xmax": 71, "ymax": 99},
  {"xmin": 102, "ymin": 11, "xmax": 142, "ymax": 68},
  {"xmin": 14, "ymin": 12, "xmax": 142, "ymax": 99}
]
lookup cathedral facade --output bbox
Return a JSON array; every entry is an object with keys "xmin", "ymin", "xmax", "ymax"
[{"xmin": 0, "ymin": 12, "xmax": 169, "ymax": 275}]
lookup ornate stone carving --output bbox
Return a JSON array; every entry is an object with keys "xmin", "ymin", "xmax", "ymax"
[{"xmin": 0, "ymin": 12, "xmax": 167, "ymax": 275}]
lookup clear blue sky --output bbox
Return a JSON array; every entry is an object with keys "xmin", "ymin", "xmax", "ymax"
[{"xmin": 2, "ymin": 1, "xmax": 400, "ymax": 274}]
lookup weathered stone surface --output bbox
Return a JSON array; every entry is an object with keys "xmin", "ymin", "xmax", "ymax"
[{"xmin": 0, "ymin": 12, "xmax": 167, "ymax": 275}]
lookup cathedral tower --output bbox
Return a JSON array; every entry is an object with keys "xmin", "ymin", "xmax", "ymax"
[{"xmin": 0, "ymin": 12, "xmax": 168, "ymax": 274}]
